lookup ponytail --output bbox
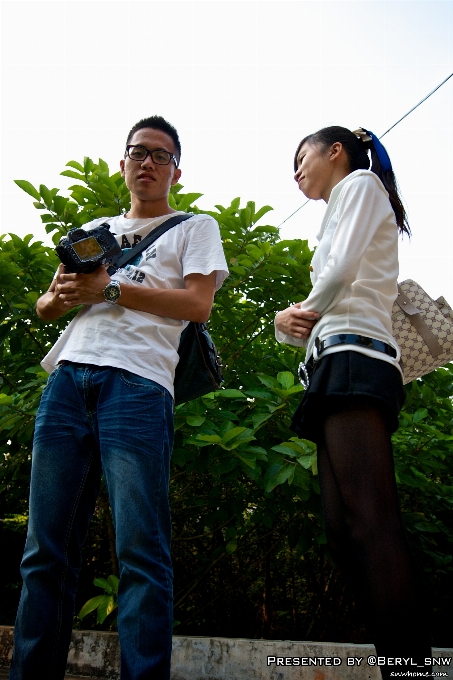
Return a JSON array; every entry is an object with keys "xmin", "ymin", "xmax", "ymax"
[
  {"xmin": 294, "ymin": 126, "xmax": 410, "ymax": 236},
  {"xmin": 354, "ymin": 128, "xmax": 410, "ymax": 237}
]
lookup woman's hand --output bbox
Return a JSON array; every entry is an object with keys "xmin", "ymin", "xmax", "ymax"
[{"xmin": 275, "ymin": 304, "xmax": 319, "ymax": 340}]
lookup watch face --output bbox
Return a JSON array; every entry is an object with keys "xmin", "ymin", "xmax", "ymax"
[{"xmin": 104, "ymin": 282, "xmax": 120, "ymax": 304}]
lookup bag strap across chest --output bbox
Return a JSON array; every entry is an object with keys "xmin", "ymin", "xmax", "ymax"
[{"xmin": 107, "ymin": 213, "xmax": 193, "ymax": 275}]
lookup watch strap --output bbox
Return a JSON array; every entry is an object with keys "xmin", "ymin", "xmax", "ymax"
[{"xmin": 104, "ymin": 280, "xmax": 121, "ymax": 304}]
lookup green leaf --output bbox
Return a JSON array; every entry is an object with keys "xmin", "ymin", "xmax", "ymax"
[
  {"xmin": 78, "ymin": 595, "xmax": 106, "ymax": 619},
  {"xmin": 297, "ymin": 452, "xmax": 317, "ymax": 470},
  {"xmin": 176, "ymin": 193, "xmax": 203, "ymax": 212},
  {"xmin": 196, "ymin": 434, "xmax": 222, "ymax": 443},
  {"xmin": 84, "ymin": 157, "xmax": 95, "ymax": 174},
  {"xmin": 244, "ymin": 446, "xmax": 268, "ymax": 460},
  {"xmin": 201, "ymin": 391, "xmax": 215, "ymax": 400},
  {"xmin": 244, "ymin": 389, "xmax": 273, "ymax": 400},
  {"xmin": 219, "ymin": 420, "xmax": 234, "ymax": 437},
  {"xmin": 98, "ymin": 158, "xmax": 110, "ymax": 174},
  {"xmin": 235, "ymin": 450, "xmax": 257, "ymax": 468},
  {"xmin": 107, "ymin": 574, "xmax": 119, "ymax": 593},
  {"xmin": 257, "ymin": 375, "xmax": 280, "ymax": 389},
  {"xmin": 221, "ymin": 426, "xmax": 247, "ymax": 443},
  {"xmin": 276, "ymin": 464, "xmax": 294, "ymax": 486},
  {"xmin": 252, "ymin": 413, "xmax": 272, "ymax": 429},
  {"xmin": 413, "ymin": 408, "xmax": 428, "ymax": 424},
  {"xmin": 52, "ymin": 195, "xmax": 69, "ymax": 215},
  {"xmin": 286, "ymin": 384, "xmax": 304, "ymax": 395},
  {"xmin": 413, "ymin": 521, "xmax": 440, "ymax": 533},
  {"xmin": 39, "ymin": 185, "xmax": 53, "ymax": 207},
  {"xmin": 253, "ymin": 205, "xmax": 273, "ymax": 223},
  {"xmin": 226, "ymin": 539, "xmax": 237, "ymax": 554},
  {"xmin": 61, "ymin": 169, "xmax": 87, "ymax": 181},
  {"xmin": 253, "ymin": 225, "xmax": 279, "ymax": 235},
  {"xmin": 66, "ymin": 160, "xmax": 85, "ymax": 172},
  {"xmin": 264, "ymin": 463, "xmax": 284, "ymax": 493},
  {"xmin": 24, "ymin": 364, "xmax": 46, "ymax": 374},
  {"xmin": 311, "ymin": 457, "xmax": 318, "ymax": 476},
  {"xmin": 214, "ymin": 389, "xmax": 245, "ymax": 398},
  {"xmin": 14, "ymin": 180, "xmax": 41, "ymax": 201},
  {"xmin": 96, "ymin": 594, "xmax": 117, "ymax": 624},
  {"xmin": 271, "ymin": 444, "xmax": 298, "ymax": 458},
  {"xmin": 224, "ymin": 430, "xmax": 256, "ymax": 450},
  {"xmin": 186, "ymin": 416, "xmax": 206, "ymax": 426},
  {"xmin": 93, "ymin": 577, "xmax": 112, "ymax": 594},
  {"xmin": 292, "ymin": 437, "xmax": 316, "ymax": 451},
  {"xmin": 293, "ymin": 466, "xmax": 310, "ymax": 490}
]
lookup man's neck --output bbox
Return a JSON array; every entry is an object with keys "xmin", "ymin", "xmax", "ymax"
[{"xmin": 126, "ymin": 199, "xmax": 176, "ymax": 219}]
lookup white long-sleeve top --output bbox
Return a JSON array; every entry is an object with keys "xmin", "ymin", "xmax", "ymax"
[{"xmin": 275, "ymin": 169, "xmax": 401, "ymax": 369}]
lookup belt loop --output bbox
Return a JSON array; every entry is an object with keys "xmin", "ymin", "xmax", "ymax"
[{"xmin": 313, "ymin": 337, "xmax": 320, "ymax": 362}]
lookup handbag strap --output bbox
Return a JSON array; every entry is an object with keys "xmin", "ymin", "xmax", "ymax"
[
  {"xmin": 396, "ymin": 285, "xmax": 443, "ymax": 358},
  {"xmin": 107, "ymin": 213, "xmax": 193, "ymax": 275}
]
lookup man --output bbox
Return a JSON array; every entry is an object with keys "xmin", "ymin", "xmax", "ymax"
[{"xmin": 11, "ymin": 116, "xmax": 228, "ymax": 679}]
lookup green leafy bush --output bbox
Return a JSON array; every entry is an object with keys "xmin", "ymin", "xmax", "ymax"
[{"xmin": 1, "ymin": 158, "xmax": 452, "ymax": 644}]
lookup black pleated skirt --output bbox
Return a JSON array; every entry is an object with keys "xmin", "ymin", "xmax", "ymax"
[{"xmin": 291, "ymin": 351, "xmax": 406, "ymax": 444}]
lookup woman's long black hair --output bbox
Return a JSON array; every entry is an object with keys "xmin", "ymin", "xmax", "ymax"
[{"xmin": 294, "ymin": 126, "xmax": 410, "ymax": 236}]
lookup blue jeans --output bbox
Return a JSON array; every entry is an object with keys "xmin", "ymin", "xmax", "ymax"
[{"xmin": 11, "ymin": 362, "xmax": 174, "ymax": 680}]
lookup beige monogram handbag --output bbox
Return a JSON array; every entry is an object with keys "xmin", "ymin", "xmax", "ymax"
[{"xmin": 392, "ymin": 279, "xmax": 453, "ymax": 384}]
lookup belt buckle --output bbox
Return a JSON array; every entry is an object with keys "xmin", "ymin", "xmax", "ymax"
[{"xmin": 298, "ymin": 361, "xmax": 310, "ymax": 389}]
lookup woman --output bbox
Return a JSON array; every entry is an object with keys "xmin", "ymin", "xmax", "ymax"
[{"xmin": 275, "ymin": 127, "xmax": 431, "ymax": 674}]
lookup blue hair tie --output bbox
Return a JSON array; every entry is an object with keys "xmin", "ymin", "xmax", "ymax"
[{"xmin": 360, "ymin": 128, "xmax": 393, "ymax": 173}]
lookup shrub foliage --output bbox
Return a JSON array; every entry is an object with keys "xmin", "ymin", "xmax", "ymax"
[{"xmin": 1, "ymin": 159, "xmax": 452, "ymax": 643}]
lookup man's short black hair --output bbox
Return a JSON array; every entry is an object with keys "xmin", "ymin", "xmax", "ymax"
[{"xmin": 125, "ymin": 116, "xmax": 181, "ymax": 163}]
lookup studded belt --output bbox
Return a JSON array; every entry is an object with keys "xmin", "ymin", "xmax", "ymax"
[{"xmin": 315, "ymin": 334, "xmax": 397, "ymax": 359}]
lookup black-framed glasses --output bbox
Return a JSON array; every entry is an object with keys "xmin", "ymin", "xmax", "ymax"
[{"xmin": 125, "ymin": 145, "xmax": 178, "ymax": 167}]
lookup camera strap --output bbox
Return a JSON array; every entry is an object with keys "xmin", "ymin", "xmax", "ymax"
[{"xmin": 107, "ymin": 213, "xmax": 194, "ymax": 275}]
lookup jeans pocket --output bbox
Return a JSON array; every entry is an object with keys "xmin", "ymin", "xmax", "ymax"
[
  {"xmin": 119, "ymin": 369, "xmax": 165, "ymax": 394},
  {"xmin": 41, "ymin": 362, "xmax": 64, "ymax": 393}
]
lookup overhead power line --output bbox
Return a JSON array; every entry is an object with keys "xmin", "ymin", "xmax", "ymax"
[
  {"xmin": 277, "ymin": 200, "xmax": 310, "ymax": 228},
  {"xmin": 278, "ymin": 72, "xmax": 453, "ymax": 229},
  {"xmin": 379, "ymin": 72, "xmax": 453, "ymax": 139}
]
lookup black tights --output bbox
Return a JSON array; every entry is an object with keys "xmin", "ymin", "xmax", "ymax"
[{"xmin": 317, "ymin": 397, "xmax": 431, "ymax": 678}]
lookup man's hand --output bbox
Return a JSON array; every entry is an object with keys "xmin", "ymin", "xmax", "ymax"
[
  {"xmin": 36, "ymin": 264, "xmax": 111, "ymax": 320},
  {"xmin": 55, "ymin": 266, "xmax": 111, "ymax": 307},
  {"xmin": 275, "ymin": 304, "xmax": 319, "ymax": 340}
]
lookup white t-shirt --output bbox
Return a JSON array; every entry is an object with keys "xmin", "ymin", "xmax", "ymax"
[
  {"xmin": 275, "ymin": 170, "xmax": 402, "ymax": 371},
  {"xmin": 41, "ymin": 212, "xmax": 229, "ymax": 397}
]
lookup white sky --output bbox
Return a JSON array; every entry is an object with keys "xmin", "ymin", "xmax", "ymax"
[{"xmin": 1, "ymin": 1, "xmax": 452, "ymax": 302}]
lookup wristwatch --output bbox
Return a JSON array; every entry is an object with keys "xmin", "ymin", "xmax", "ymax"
[{"xmin": 103, "ymin": 280, "xmax": 121, "ymax": 305}]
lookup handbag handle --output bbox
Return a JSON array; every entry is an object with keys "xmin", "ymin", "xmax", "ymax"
[
  {"xmin": 107, "ymin": 213, "xmax": 194, "ymax": 275},
  {"xmin": 395, "ymin": 286, "xmax": 443, "ymax": 358}
]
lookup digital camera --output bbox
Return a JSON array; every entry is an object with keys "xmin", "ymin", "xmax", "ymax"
[{"xmin": 55, "ymin": 223, "xmax": 122, "ymax": 274}]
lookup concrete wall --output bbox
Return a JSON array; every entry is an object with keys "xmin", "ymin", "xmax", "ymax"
[{"xmin": 1, "ymin": 626, "xmax": 452, "ymax": 680}]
